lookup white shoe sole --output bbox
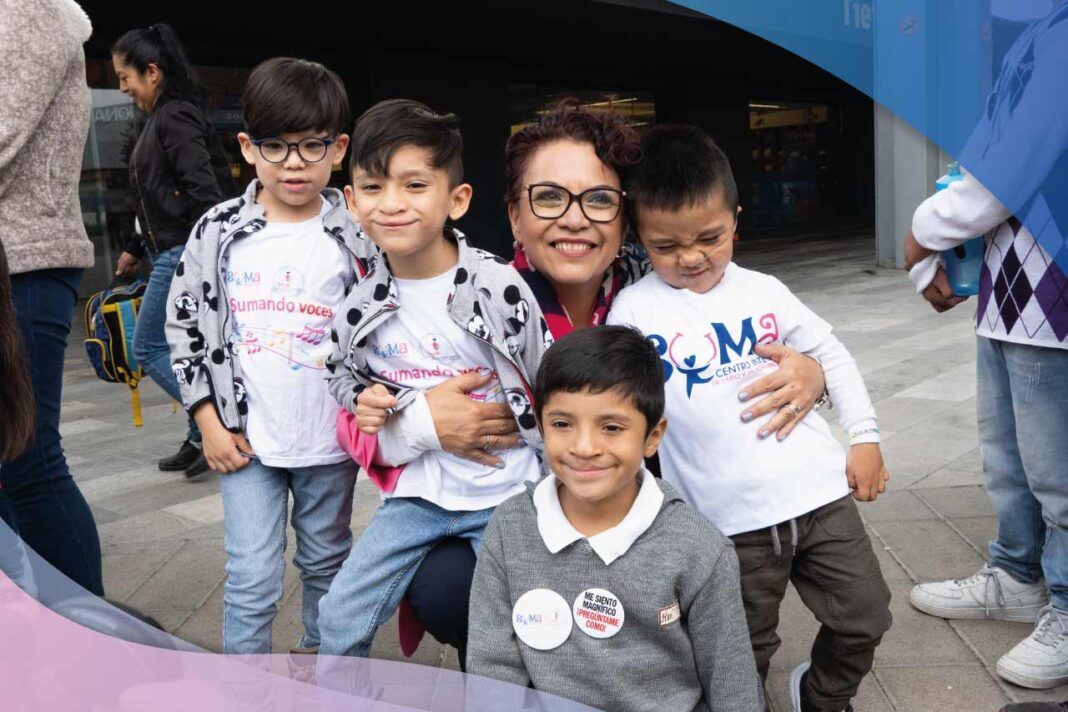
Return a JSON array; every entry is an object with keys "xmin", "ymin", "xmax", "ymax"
[
  {"xmin": 789, "ymin": 662, "xmax": 810, "ymax": 712},
  {"xmin": 909, "ymin": 593, "xmax": 1044, "ymax": 623},
  {"xmin": 996, "ymin": 659, "xmax": 1068, "ymax": 689}
]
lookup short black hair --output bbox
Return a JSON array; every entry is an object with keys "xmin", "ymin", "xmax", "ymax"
[
  {"xmin": 534, "ymin": 325, "xmax": 665, "ymax": 434},
  {"xmin": 348, "ymin": 99, "xmax": 464, "ymax": 187},
  {"xmin": 242, "ymin": 57, "xmax": 349, "ymax": 138},
  {"xmin": 627, "ymin": 124, "xmax": 739, "ymax": 214}
]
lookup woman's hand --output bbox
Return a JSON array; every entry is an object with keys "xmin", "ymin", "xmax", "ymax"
[
  {"xmin": 738, "ymin": 343, "xmax": 826, "ymax": 440},
  {"xmin": 426, "ymin": 370, "xmax": 521, "ymax": 468},
  {"xmin": 115, "ymin": 251, "xmax": 140, "ymax": 278}
]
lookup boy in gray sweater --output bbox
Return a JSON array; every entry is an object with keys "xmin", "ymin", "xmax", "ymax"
[{"xmin": 467, "ymin": 325, "xmax": 762, "ymax": 712}]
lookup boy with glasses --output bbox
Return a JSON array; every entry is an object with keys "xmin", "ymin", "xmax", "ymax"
[
  {"xmin": 608, "ymin": 125, "xmax": 893, "ymax": 712},
  {"xmin": 165, "ymin": 57, "xmax": 374, "ymax": 654}
]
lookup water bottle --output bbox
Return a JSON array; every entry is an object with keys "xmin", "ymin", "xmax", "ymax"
[{"xmin": 936, "ymin": 162, "xmax": 983, "ymax": 297}]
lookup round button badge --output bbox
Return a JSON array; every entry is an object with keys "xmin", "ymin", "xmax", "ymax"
[
  {"xmin": 572, "ymin": 588, "xmax": 625, "ymax": 639},
  {"xmin": 512, "ymin": 589, "xmax": 573, "ymax": 650}
]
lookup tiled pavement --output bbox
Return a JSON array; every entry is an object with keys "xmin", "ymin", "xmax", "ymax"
[{"xmin": 55, "ymin": 233, "xmax": 1067, "ymax": 711}]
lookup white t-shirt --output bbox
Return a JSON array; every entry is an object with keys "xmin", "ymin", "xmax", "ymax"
[
  {"xmin": 226, "ymin": 201, "xmax": 351, "ymax": 467},
  {"xmin": 608, "ymin": 265, "xmax": 851, "ymax": 535},
  {"xmin": 364, "ymin": 267, "xmax": 542, "ymax": 510}
]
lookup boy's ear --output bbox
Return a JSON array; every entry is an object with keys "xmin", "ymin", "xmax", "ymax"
[
  {"xmin": 331, "ymin": 134, "xmax": 350, "ymax": 168},
  {"xmin": 343, "ymin": 184, "xmax": 360, "ymax": 222},
  {"xmin": 448, "ymin": 183, "xmax": 473, "ymax": 221},
  {"xmin": 642, "ymin": 416, "xmax": 668, "ymax": 458},
  {"xmin": 236, "ymin": 132, "xmax": 257, "ymax": 165}
]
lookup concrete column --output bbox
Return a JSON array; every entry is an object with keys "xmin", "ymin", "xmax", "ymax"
[{"xmin": 873, "ymin": 107, "xmax": 944, "ymax": 268}]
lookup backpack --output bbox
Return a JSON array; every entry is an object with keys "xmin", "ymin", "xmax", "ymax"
[{"xmin": 83, "ymin": 278, "xmax": 148, "ymax": 426}]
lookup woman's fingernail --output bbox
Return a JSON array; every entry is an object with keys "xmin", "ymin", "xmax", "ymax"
[
  {"xmin": 495, "ymin": 462, "xmax": 506, "ymax": 470},
  {"xmin": 740, "ymin": 412, "xmax": 753, "ymax": 423},
  {"xmin": 777, "ymin": 432, "xmax": 787, "ymax": 442},
  {"xmin": 737, "ymin": 391, "xmax": 750, "ymax": 402},
  {"xmin": 758, "ymin": 429, "xmax": 769, "ymax": 439}
]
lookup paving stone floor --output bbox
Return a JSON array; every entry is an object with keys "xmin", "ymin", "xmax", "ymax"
[{"xmin": 55, "ymin": 233, "xmax": 1067, "ymax": 711}]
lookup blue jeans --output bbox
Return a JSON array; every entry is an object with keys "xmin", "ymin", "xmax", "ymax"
[
  {"xmin": 219, "ymin": 458, "xmax": 357, "ymax": 654},
  {"xmin": 133, "ymin": 244, "xmax": 199, "ymax": 443},
  {"xmin": 317, "ymin": 497, "xmax": 493, "ymax": 657},
  {"xmin": 979, "ymin": 336, "xmax": 1068, "ymax": 609},
  {"xmin": 2, "ymin": 268, "xmax": 103, "ymax": 596},
  {"xmin": 0, "ymin": 489, "xmax": 37, "ymax": 597}
]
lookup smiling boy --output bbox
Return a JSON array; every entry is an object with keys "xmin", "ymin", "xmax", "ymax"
[
  {"xmin": 467, "ymin": 325, "xmax": 761, "ymax": 712},
  {"xmin": 315, "ymin": 99, "xmax": 553, "ymax": 659}
]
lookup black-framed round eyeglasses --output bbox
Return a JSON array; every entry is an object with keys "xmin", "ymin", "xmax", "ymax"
[
  {"xmin": 250, "ymin": 136, "xmax": 338, "ymax": 164},
  {"xmin": 525, "ymin": 183, "xmax": 625, "ymax": 223}
]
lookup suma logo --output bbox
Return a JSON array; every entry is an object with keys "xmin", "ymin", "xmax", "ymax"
[
  {"xmin": 649, "ymin": 313, "xmax": 780, "ymax": 397},
  {"xmin": 372, "ymin": 341, "xmax": 409, "ymax": 359}
]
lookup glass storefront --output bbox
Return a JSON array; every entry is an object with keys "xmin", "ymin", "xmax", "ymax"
[{"xmin": 748, "ymin": 100, "xmax": 833, "ymax": 229}]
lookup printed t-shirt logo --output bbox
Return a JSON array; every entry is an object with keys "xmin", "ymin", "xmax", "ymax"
[
  {"xmin": 648, "ymin": 313, "xmax": 781, "ymax": 397},
  {"xmin": 421, "ymin": 334, "xmax": 461, "ymax": 363}
]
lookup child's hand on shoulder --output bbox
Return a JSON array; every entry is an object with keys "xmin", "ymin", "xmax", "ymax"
[
  {"xmin": 846, "ymin": 443, "xmax": 890, "ymax": 502},
  {"xmin": 356, "ymin": 384, "xmax": 396, "ymax": 435}
]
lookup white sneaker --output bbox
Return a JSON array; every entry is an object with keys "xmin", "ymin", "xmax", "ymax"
[
  {"xmin": 789, "ymin": 662, "xmax": 811, "ymax": 712},
  {"xmin": 909, "ymin": 564, "xmax": 1048, "ymax": 622},
  {"xmin": 997, "ymin": 606, "xmax": 1068, "ymax": 689}
]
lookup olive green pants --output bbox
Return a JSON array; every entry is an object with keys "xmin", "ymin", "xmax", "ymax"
[{"xmin": 730, "ymin": 495, "xmax": 892, "ymax": 710}]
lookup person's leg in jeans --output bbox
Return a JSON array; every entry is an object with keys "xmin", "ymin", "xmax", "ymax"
[
  {"xmin": 2, "ymin": 268, "xmax": 103, "ymax": 596},
  {"xmin": 219, "ymin": 459, "xmax": 289, "ymax": 653},
  {"xmin": 0, "ymin": 489, "xmax": 37, "ymax": 597},
  {"xmin": 133, "ymin": 245, "xmax": 202, "ymax": 469},
  {"xmin": 317, "ymin": 498, "xmax": 491, "ymax": 658},
  {"xmin": 982, "ymin": 337, "xmax": 1047, "ymax": 585},
  {"xmin": 995, "ymin": 340, "xmax": 1068, "ymax": 688},
  {"xmin": 288, "ymin": 460, "xmax": 357, "ymax": 651},
  {"xmin": 909, "ymin": 337, "xmax": 1049, "ymax": 623},
  {"xmin": 999, "ymin": 341, "xmax": 1068, "ymax": 608}
]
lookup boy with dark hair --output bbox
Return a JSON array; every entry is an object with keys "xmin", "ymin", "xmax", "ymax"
[
  {"xmin": 467, "ymin": 325, "xmax": 762, "ymax": 712},
  {"xmin": 609, "ymin": 124, "xmax": 893, "ymax": 712},
  {"xmin": 166, "ymin": 57, "xmax": 374, "ymax": 654},
  {"xmin": 316, "ymin": 99, "xmax": 553, "ymax": 658}
]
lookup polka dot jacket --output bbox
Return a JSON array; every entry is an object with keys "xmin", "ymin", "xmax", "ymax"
[
  {"xmin": 164, "ymin": 181, "xmax": 378, "ymax": 432},
  {"xmin": 325, "ymin": 227, "xmax": 553, "ymax": 454}
]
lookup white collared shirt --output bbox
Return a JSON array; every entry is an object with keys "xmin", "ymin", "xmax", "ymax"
[{"xmin": 533, "ymin": 468, "xmax": 665, "ymax": 565}]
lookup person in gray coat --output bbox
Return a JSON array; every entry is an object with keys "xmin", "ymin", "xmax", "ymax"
[{"xmin": 0, "ymin": 0, "xmax": 102, "ymax": 596}]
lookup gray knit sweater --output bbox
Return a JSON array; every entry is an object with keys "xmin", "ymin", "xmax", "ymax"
[
  {"xmin": 467, "ymin": 479, "xmax": 763, "ymax": 712},
  {"xmin": 0, "ymin": 0, "xmax": 94, "ymax": 275}
]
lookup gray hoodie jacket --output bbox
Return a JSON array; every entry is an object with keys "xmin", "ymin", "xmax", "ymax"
[
  {"xmin": 326, "ymin": 228, "xmax": 553, "ymax": 452},
  {"xmin": 165, "ymin": 181, "xmax": 378, "ymax": 431}
]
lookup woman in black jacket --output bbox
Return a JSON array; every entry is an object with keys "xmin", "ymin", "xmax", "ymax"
[{"xmin": 112, "ymin": 24, "xmax": 236, "ymax": 477}]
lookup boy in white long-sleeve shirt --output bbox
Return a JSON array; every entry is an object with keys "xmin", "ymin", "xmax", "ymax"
[{"xmin": 608, "ymin": 125, "xmax": 892, "ymax": 712}]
